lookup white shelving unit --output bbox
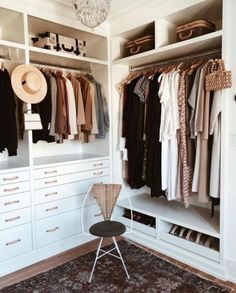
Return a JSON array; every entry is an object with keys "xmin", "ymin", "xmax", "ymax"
[
  {"xmin": 117, "ymin": 194, "xmax": 219, "ymax": 238},
  {"xmin": 1, "ymin": 0, "xmax": 236, "ymax": 283},
  {"xmin": 110, "ymin": 0, "xmax": 226, "ymax": 280},
  {"xmin": 113, "ymin": 30, "xmax": 222, "ymax": 66},
  {"xmin": 0, "ymin": 1, "xmax": 111, "ymax": 278}
]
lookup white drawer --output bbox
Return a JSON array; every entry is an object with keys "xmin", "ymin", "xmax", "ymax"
[
  {"xmin": 0, "ymin": 208, "xmax": 31, "ymax": 231},
  {"xmin": 35, "ymin": 209, "xmax": 81, "ymax": 248},
  {"xmin": 0, "ymin": 192, "xmax": 31, "ymax": 213},
  {"xmin": 0, "ymin": 171, "xmax": 30, "ymax": 185},
  {"xmin": 34, "ymin": 160, "xmax": 110, "ymax": 179},
  {"xmin": 34, "ymin": 168, "xmax": 110, "ymax": 190},
  {"xmin": 35, "ymin": 176, "xmax": 110, "ymax": 204},
  {"xmin": 35, "ymin": 195, "xmax": 84, "ymax": 220},
  {"xmin": 0, "ymin": 181, "xmax": 30, "ymax": 197},
  {"xmin": 0, "ymin": 223, "xmax": 32, "ymax": 262}
]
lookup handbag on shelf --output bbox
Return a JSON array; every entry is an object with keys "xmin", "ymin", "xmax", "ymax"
[
  {"xmin": 176, "ymin": 19, "xmax": 215, "ymax": 42},
  {"xmin": 205, "ymin": 59, "xmax": 232, "ymax": 91}
]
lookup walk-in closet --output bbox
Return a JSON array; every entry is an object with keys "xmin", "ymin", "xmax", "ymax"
[{"xmin": 0, "ymin": 0, "xmax": 236, "ymax": 291}]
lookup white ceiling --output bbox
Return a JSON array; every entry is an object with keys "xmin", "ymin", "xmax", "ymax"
[
  {"xmin": 109, "ymin": 0, "xmax": 148, "ymax": 18},
  {"xmin": 55, "ymin": 0, "xmax": 154, "ymax": 20}
]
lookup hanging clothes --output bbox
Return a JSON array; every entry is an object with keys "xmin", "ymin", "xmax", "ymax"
[
  {"xmin": 0, "ymin": 69, "xmax": 17, "ymax": 156},
  {"xmin": 123, "ymin": 76, "xmax": 145, "ymax": 189},
  {"xmin": 158, "ymin": 70, "xmax": 180, "ymax": 200},
  {"xmin": 209, "ymin": 90, "xmax": 222, "ymax": 199},
  {"xmin": 68, "ymin": 74, "xmax": 85, "ymax": 142},
  {"xmin": 65, "ymin": 78, "xmax": 78, "ymax": 138},
  {"xmin": 32, "ymin": 71, "xmax": 55, "ymax": 143},
  {"xmin": 145, "ymin": 73, "xmax": 164, "ymax": 196},
  {"xmin": 49, "ymin": 74, "xmax": 60, "ymax": 141}
]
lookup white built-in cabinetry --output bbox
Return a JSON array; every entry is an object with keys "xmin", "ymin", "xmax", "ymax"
[
  {"xmin": 1, "ymin": 0, "xmax": 236, "ymax": 284},
  {"xmin": 111, "ymin": 0, "xmax": 231, "ymax": 280},
  {"xmin": 0, "ymin": 0, "xmax": 110, "ymax": 277}
]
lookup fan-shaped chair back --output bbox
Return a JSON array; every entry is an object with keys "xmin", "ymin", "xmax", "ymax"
[{"xmin": 91, "ymin": 184, "xmax": 122, "ymax": 221}]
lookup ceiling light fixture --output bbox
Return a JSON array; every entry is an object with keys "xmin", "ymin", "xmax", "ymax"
[{"xmin": 72, "ymin": 0, "xmax": 111, "ymax": 29}]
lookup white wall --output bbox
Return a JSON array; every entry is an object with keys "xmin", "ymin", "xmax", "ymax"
[{"xmin": 222, "ymin": 0, "xmax": 236, "ymax": 283}]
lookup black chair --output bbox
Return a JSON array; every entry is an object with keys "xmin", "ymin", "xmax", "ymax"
[{"xmin": 81, "ymin": 184, "xmax": 130, "ymax": 283}]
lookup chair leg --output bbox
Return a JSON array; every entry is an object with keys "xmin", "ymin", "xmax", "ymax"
[
  {"xmin": 89, "ymin": 237, "xmax": 103, "ymax": 283},
  {"xmin": 112, "ymin": 237, "xmax": 130, "ymax": 280}
]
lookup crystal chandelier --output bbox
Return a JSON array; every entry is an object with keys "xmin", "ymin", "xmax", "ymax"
[{"xmin": 72, "ymin": 0, "xmax": 111, "ymax": 29}]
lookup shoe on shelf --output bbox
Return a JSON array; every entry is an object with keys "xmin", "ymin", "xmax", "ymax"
[
  {"xmin": 169, "ymin": 224, "xmax": 181, "ymax": 236},
  {"xmin": 203, "ymin": 236, "xmax": 220, "ymax": 251},
  {"xmin": 194, "ymin": 232, "xmax": 202, "ymax": 244}
]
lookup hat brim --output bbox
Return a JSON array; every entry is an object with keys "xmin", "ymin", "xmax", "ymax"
[{"xmin": 11, "ymin": 64, "xmax": 47, "ymax": 104}]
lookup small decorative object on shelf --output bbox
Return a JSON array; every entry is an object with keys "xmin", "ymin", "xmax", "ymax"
[
  {"xmin": 176, "ymin": 19, "xmax": 215, "ymax": 42},
  {"xmin": 124, "ymin": 35, "xmax": 154, "ymax": 57},
  {"xmin": 72, "ymin": 0, "xmax": 111, "ymax": 29},
  {"xmin": 31, "ymin": 32, "xmax": 86, "ymax": 57}
]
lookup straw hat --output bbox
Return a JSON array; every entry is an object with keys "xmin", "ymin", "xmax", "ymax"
[{"xmin": 11, "ymin": 64, "xmax": 47, "ymax": 104}]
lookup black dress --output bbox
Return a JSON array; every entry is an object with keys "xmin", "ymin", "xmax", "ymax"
[
  {"xmin": 0, "ymin": 69, "xmax": 17, "ymax": 156},
  {"xmin": 145, "ymin": 73, "xmax": 164, "ymax": 197},
  {"xmin": 123, "ymin": 77, "xmax": 145, "ymax": 189},
  {"xmin": 32, "ymin": 72, "xmax": 55, "ymax": 143}
]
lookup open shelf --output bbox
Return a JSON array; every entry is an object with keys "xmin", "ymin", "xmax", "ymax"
[
  {"xmin": 113, "ymin": 30, "xmax": 222, "ymax": 66},
  {"xmin": 116, "ymin": 215, "xmax": 156, "ymax": 238},
  {"xmin": 29, "ymin": 46, "xmax": 108, "ymax": 71},
  {"xmin": 33, "ymin": 153, "xmax": 109, "ymax": 167},
  {"xmin": 0, "ymin": 7, "xmax": 24, "ymax": 44},
  {"xmin": 0, "ymin": 161, "xmax": 29, "ymax": 172},
  {"xmin": 117, "ymin": 193, "xmax": 220, "ymax": 238},
  {"xmin": 112, "ymin": 21, "xmax": 155, "ymax": 61},
  {"xmin": 0, "ymin": 40, "xmax": 25, "ymax": 50},
  {"xmin": 28, "ymin": 16, "xmax": 108, "ymax": 62}
]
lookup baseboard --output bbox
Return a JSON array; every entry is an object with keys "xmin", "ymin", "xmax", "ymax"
[{"xmin": 225, "ymin": 257, "xmax": 236, "ymax": 283}]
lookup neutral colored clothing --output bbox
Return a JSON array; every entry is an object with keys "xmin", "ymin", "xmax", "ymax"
[
  {"xmin": 178, "ymin": 72, "xmax": 192, "ymax": 208},
  {"xmin": 191, "ymin": 62, "xmax": 211, "ymax": 202},
  {"xmin": 65, "ymin": 78, "xmax": 78, "ymax": 138},
  {"xmin": 49, "ymin": 75, "xmax": 60, "ymax": 141},
  {"xmin": 158, "ymin": 70, "xmax": 180, "ymax": 200},
  {"xmin": 68, "ymin": 75, "xmax": 85, "ymax": 142},
  {"xmin": 55, "ymin": 73, "xmax": 67, "ymax": 136},
  {"xmin": 209, "ymin": 90, "xmax": 222, "ymax": 198}
]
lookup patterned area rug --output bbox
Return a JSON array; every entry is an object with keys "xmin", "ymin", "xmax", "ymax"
[{"xmin": 0, "ymin": 240, "xmax": 232, "ymax": 293}]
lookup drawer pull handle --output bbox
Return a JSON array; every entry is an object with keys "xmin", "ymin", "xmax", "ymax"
[
  {"xmin": 45, "ymin": 192, "xmax": 58, "ymax": 197},
  {"xmin": 6, "ymin": 239, "xmax": 21, "ymax": 246},
  {"xmin": 46, "ymin": 227, "xmax": 59, "ymax": 233},
  {"xmin": 93, "ymin": 163, "xmax": 103, "ymax": 167},
  {"xmin": 45, "ymin": 180, "xmax": 58, "ymax": 185},
  {"xmin": 3, "ymin": 176, "xmax": 19, "ymax": 181},
  {"xmin": 4, "ymin": 200, "xmax": 20, "ymax": 206},
  {"xmin": 44, "ymin": 170, "xmax": 58, "ymax": 175},
  {"xmin": 5, "ymin": 216, "xmax": 21, "ymax": 222},
  {"xmin": 93, "ymin": 171, "xmax": 103, "ymax": 175},
  {"xmin": 46, "ymin": 206, "xmax": 58, "ymax": 212},
  {"xmin": 94, "ymin": 213, "xmax": 102, "ymax": 217},
  {"xmin": 3, "ymin": 187, "xmax": 19, "ymax": 192}
]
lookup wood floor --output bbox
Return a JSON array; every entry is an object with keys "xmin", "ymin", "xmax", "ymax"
[{"xmin": 0, "ymin": 237, "xmax": 235, "ymax": 291}]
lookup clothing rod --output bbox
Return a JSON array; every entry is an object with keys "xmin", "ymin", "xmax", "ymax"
[
  {"xmin": 130, "ymin": 48, "xmax": 222, "ymax": 72},
  {"xmin": 30, "ymin": 60, "xmax": 91, "ymax": 73}
]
